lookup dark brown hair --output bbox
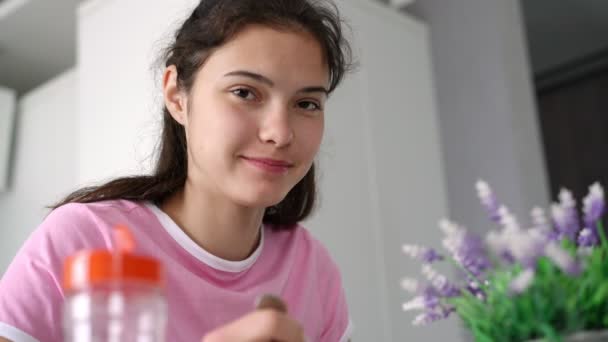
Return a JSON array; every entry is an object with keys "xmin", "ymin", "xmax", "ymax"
[{"xmin": 53, "ymin": 0, "xmax": 353, "ymax": 228}]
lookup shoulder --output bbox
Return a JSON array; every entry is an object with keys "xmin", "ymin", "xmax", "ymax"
[
  {"xmin": 0, "ymin": 200, "xmax": 146, "ymax": 342},
  {"xmin": 44, "ymin": 199, "xmax": 147, "ymax": 230},
  {"xmin": 31, "ymin": 199, "xmax": 149, "ymax": 255},
  {"xmin": 47, "ymin": 199, "xmax": 146, "ymax": 223}
]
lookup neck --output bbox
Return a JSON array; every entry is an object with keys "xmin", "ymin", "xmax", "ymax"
[{"xmin": 160, "ymin": 180, "xmax": 265, "ymax": 261}]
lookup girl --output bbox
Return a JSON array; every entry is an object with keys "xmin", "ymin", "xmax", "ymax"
[{"xmin": 0, "ymin": 0, "xmax": 353, "ymax": 341}]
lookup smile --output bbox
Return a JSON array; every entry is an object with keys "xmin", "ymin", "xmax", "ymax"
[{"xmin": 241, "ymin": 156, "xmax": 293, "ymax": 174}]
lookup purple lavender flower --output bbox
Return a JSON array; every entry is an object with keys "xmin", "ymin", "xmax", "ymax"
[
  {"xmin": 583, "ymin": 183, "xmax": 605, "ymax": 228},
  {"xmin": 422, "ymin": 264, "xmax": 461, "ymax": 298},
  {"xmin": 578, "ymin": 227, "xmax": 599, "ymax": 247},
  {"xmin": 440, "ymin": 220, "xmax": 491, "ymax": 277},
  {"xmin": 412, "ymin": 305, "xmax": 456, "ymax": 326},
  {"xmin": 550, "ymin": 189, "xmax": 581, "ymax": 242},
  {"xmin": 402, "ymin": 244, "xmax": 444, "ymax": 263},
  {"xmin": 498, "ymin": 206, "xmax": 521, "ymax": 233},
  {"xmin": 421, "ymin": 249, "xmax": 444, "ymax": 263},
  {"xmin": 531, "ymin": 207, "xmax": 556, "ymax": 240},
  {"xmin": 466, "ymin": 280, "xmax": 486, "ymax": 301},
  {"xmin": 401, "ymin": 292, "xmax": 439, "ymax": 312},
  {"xmin": 484, "ymin": 208, "xmax": 523, "ymax": 265},
  {"xmin": 485, "ymin": 230, "xmax": 512, "ymax": 263},
  {"xmin": 412, "ymin": 311, "xmax": 444, "ymax": 326},
  {"xmin": 476, "ymin": 180, "xmax": 501, "ymax": 223},
  {"xmin": 398, "ymin": 181, "xmax": 608, "ymax": 329},
  {"xmin": 544, "ymin": 242, "xmax": 581, "ymax": 276},
  {"xmin": 504, "ymin": 228, "xmax": 547, "ymax": 269}
]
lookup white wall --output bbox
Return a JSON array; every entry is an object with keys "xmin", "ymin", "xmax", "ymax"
[
  {"xmin": 0, "ymin": 69, "xmax": 78, "ymax": 272},
  {"xmin": 0, "ymin": 86, "xmax": 16, "ymax": 192},
  {"xmin": 78, "ymin": 0, "xmax": 189, "ymax": 184}
]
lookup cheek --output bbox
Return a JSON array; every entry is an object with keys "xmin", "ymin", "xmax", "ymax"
[
  {"xmin": 297, "ymin": 119, "xmax": 324, "ymax": 157},
  {"xmin": 187, "ymin": 101, "xmax": 255, "ymax": 154}
]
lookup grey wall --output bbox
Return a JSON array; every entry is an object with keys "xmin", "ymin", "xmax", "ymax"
[{"xmin": 409, "ymin": 0, "xmax": 550, "ymax": 235}]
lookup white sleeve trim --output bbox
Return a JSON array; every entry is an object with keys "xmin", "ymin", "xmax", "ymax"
[
  {"xmin": 0, "ymin": 322, "xmax": 39, "ymax": 342},
  {"xmin": 339, "ymin": 319, "xmax": 354, "ymax": 342}
]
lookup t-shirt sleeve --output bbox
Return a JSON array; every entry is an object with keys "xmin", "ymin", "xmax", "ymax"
[
  {"xmin": 0, "ymin": 203, "xmax": 108, "ymax": 342},
  {"xmin": 317, "ymin": 244, "xmax": 353, "ymax": 342}
]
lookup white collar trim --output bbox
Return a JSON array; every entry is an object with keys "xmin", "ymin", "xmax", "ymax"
[{"xmin": 145, "ymin": 202, "xmax": 264, "ymax": 273}]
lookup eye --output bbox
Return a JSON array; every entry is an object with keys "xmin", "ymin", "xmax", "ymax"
[
  {"xmin": 297, "ymin": 100, "xmax": 321, "ymax": 112},
  {"xmin": 230, "ymin": 88, "xmax": 257, "ymax": 101}
]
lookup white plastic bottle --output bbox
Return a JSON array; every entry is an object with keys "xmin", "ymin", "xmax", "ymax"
[{"xmin": 62, "ymin": 225, "xmax": 167, "ymax": 342}]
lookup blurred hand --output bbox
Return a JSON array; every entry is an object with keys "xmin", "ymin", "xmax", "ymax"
[
  {"xmin": 201, "ymin": 309, "xmax": 305, "ymax": 342},
  {"xmin": 202, "ymin": 294, "xmax": 305, "ymax": 342}
]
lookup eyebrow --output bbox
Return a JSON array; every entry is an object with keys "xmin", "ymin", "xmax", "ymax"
[{"xmin": 224, "ymin": 70, "xmax": 329, "ymax": 96}]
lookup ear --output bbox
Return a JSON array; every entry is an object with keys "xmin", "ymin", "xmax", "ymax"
[{"xmin": 162, "ymin": 65, "xmax": 188, "ymax": 125}]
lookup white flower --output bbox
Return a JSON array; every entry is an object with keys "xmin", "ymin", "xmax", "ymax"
[
  {"xmin": 579, "ymin": 227, "xmax": 592, "ymax": 239},
  {"xmin": 402, "ymin": 296, "xmax": 426, "ymax": 312},
  {"xmin": 544, "ymin": 242, "xmax": 579, "ymax": 275},
  {"xmin": 439, "ymin": 219, "xmax": 464, "ymax": 255},
  {"xmin": 558, "ymin": 189, "xmax": 576, "ymax": 209},
  {"xmin": 412, "ymin": 313, "xmax": 429, "ymax": 326},
  {"xmin": 439, "ymin": 219, "xmax": 460, "ymax": 236},
  {"xmin": 400, "ymin": 278, "xmax": 420, "ymax": 293},
  {"xmin": 583, "ymin": 182, "xmax": 604, "ymax": 219},
  {"xmin": 412, "ymin": 311, "xmax": 442, "ymax": 326},
  {"xmin": 503, "ymin": 229, "xmax": 544, "ymax": 265},
  {"xmin": 421, "ymin": 264, "xmax": 452, "ymax": 293},
  {"xmin": 402, "ymin": 244, "xmax": 425, "ymax": 259},
  {"xmin": 485, "ymin": 230, "xmax": 506, "ymax": 255},
  {"xmin": 510, "ymin": 268, "xmax": 535, "ymax": 294},
  {"xmin": 421, "ymin": 264, "xmax": 440, "ymax": 282},
  {"xmin": 498, "ymin": 206, "xmax": 520, "ymax": 232},
  {"xmin": 476, "ymin": 180, "xmax": 492, "ymax": 204},
  {"xmin": 531, "ymin": 207, "xmax": 550, "ymax": 233},
  {"xmin": 551, "ymin": 204, "xmax": 568, "ymax": 226}
]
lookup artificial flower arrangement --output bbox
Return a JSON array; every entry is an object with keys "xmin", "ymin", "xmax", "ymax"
[{"xmin": 401, "ymin": 181, "xmax": 608, "ymax": 341}]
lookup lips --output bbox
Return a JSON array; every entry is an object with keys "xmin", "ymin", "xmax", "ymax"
[
  {"xmin": 242, "ymin": 157, "xmax": 294, "ymax": 167},
  {"xmin": 241, "ymin": 156, "xmax": 294, "ymax": 174}
]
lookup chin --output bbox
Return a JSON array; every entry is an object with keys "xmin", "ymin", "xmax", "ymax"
[{"xmin": 233, "ymin": 188, "xmax": 290, "ymax": 208}]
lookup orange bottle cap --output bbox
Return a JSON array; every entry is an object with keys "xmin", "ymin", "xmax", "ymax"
[{"xmin": 63, "ymin": 224, "xmax": 163, "ymax": 291}]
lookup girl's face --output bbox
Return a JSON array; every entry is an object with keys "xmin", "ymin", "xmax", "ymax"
[{"xmin": 164, "ymin": 24, "xmax": 328, "ymax": 208}]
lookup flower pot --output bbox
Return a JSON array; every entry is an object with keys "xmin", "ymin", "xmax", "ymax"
[{"xmin": 528, "ymin": 330, "xmax": 608, "ymax": 342}]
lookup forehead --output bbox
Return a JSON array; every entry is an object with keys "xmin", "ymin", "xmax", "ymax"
[{"xmin": 200, "ymin": 24, "xmax": 329, "ymax": 85}]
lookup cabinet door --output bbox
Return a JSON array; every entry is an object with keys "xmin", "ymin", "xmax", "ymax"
[{"xmin": 304, "ymin": 1, "xmax": 455, "ymax": 340}]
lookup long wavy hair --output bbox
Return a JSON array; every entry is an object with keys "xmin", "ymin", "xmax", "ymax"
[{"xmin": 53, "ymin": 0, "xmax": 353, "ymax": 228}]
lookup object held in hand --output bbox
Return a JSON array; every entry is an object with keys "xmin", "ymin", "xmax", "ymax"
[{"xmin": 255, "ymin": 294, "xmax": 288, "ymax": 313}]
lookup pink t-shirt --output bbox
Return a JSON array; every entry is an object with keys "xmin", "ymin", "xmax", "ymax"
[{"xmin": 0, "ymin": 200, "xmax": 352, "ymax": 342}]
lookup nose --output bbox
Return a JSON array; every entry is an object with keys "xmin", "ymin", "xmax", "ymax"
[{"xmin": 258, "ymin": 106, "xmax": 294, "ymax": 148}]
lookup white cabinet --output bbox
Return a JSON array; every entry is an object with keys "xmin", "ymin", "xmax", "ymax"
[{"xmin": 78, "ymin": 0, "xmax": 454, "ymax": 339}]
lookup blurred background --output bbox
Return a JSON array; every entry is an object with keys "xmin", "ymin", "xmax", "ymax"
[{"xmin": 1, "ymin": 0, "xmax": 607, "ymax": 340}]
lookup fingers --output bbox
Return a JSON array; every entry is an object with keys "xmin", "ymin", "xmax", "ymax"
[
  {"xmin": 255, "ymin": 294, "xmax": 288, "ymax": 313},
  {"xmin": 202, "ymin": 309, "xmax": 305, "ymax": 342}
]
